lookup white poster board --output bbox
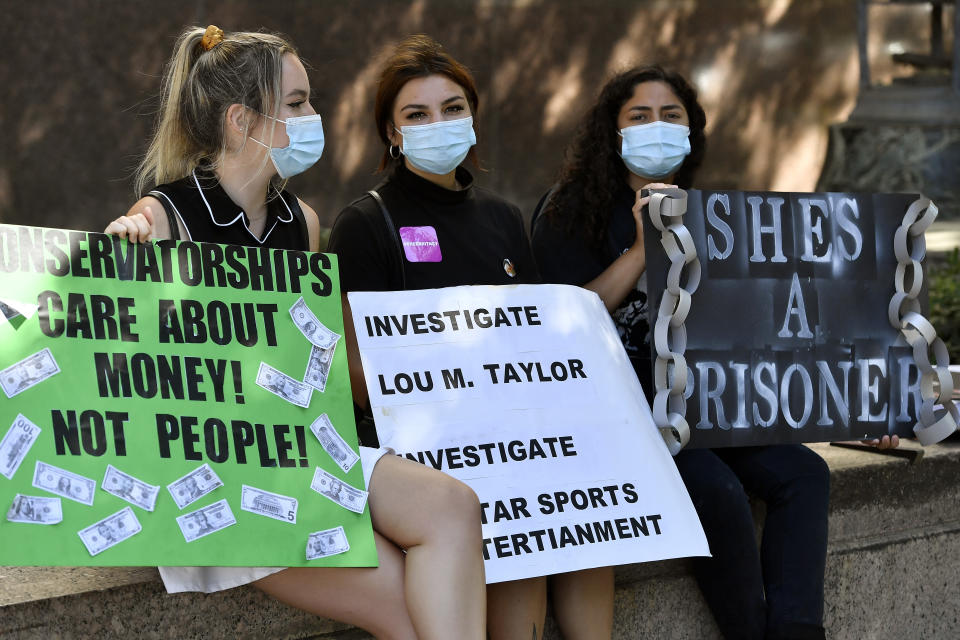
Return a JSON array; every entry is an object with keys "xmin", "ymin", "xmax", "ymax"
[{"xmin": 349, "ymin": 284, "xmax": 708, "ymax": 583}]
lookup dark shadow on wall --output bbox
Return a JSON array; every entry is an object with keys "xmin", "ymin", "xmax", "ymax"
[{"xmin": 0, "ymin": 0, "xmax": 933, "ymax": 231}]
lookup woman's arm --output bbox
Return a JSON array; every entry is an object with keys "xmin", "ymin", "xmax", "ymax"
[
  {"xmin": 104, "ymin": 196, "xmax": 176, "ymax": 242},
  {"xmin": 583, "ymin": 182, "xmax": 673, "ymax": 312}
]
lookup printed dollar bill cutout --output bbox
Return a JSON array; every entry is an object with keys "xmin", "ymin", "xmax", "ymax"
[
  {"xmin": 310, "ymin": 414, "xmax": 359, "ymax": 473},
  {"xmin": 103, "ymin": 464, "xmax": 160, "ymax": 512},
  {"xmin": 1, "ymin": 348, "xmax": 60, "ymax": 398},
  {"xmin": 240, "ymin": 484, "xmax": 298, "ymax": 524},
  {"xmin": 256, "ymin": 362, "xmax": 313, "ymax": 408},
  {"xmin": 177, "ymin": 499, "xmax": 237, "ymax": 542},
  {"xmin": 7, "ymin": 494, "xmax": 62, "ymax": 525},
  {"xmin": 78, "ymin": 507, "xmax": 142, "ymax": 556},
  {"xmin": 32, "ymin": 461, "xmax": 96, "ymax": 505},
  {"xmin": 306, "ymin": 525, "xmax": 350, "ymax": 560},
  {"xmin": 167, "ymin": 463, "xmax": 224, "ymax": 510},
  {"xmin": 310, "ymin": 468, "xmax": 368, "ymax": 514},
  {"xmin": 289, "ymin": 297, "xmax": 339, "ymax": 349},
  {"xmin": 304, "ymin": 343, "xmax": 337, "ymax": 393},
  {"xmin": 0, "ymin": 414, "xmax": 41, "ymax": 480}
]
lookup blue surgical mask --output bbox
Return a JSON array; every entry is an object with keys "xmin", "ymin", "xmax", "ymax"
[
  {"xmin": 619, "ymin": 121, "xmax": 691, "ymax": 179},
  {"xmin": 397, "ymin": 116, "xmax": 476, "ymax": 175},
  {"xmin": 252, "ymin": 113, "xmax": 325, "ymax": 179}
]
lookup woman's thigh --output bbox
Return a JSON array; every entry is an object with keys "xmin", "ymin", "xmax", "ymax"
[{"xmin": 715, "ymin": 444, "xmax": 830, "ymax": 504}]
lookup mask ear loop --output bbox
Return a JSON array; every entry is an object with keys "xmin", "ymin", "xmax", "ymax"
[{"xmin": 247, "ymin": 108, "xmax": 280, "ymax": 152}]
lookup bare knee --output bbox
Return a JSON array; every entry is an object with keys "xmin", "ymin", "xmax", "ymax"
[
  {"xmin": 392, "ymin": 473, "xmax": 482, "ymax": 554},
  {"xmin": 429, "ymin": 474, "xmax": 482, "ymax": 533},
  {"xmin": 398, "ymin": 472, "xmax": 482, "ymax": 547}
]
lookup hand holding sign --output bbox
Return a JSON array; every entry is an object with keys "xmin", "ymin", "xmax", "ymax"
[{"xmin": 103, "ymin": 206, "xmax": 155, "ymax": 243}]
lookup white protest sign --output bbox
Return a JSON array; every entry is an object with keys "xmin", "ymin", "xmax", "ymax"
[{"xmin": 349, "ymin": 284, "xmax": 709, "ymax": 583}]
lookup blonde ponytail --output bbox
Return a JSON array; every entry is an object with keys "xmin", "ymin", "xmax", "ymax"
[{"xmin": 134, "ymin": 26, "xmax": 296, "ymax": 196}]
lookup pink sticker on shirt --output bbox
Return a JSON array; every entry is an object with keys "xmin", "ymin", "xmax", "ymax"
[{"xmin": 399, "ymin": 226, "xmax": 442, "ymax": 262}]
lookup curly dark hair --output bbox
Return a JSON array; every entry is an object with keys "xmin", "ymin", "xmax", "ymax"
[{"xmin": 542, "ymin": 65, "xmax": 706, "ymax": 250}]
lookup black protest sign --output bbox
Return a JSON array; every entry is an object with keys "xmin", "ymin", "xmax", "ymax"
[{"xmin": 643, "ymin": 191, "xmax": 925, "ymax": 448}]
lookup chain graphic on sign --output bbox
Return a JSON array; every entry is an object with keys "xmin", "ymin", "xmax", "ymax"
[
  {"xmin": 888, "ymin": 197, "xmax": 959, "ymax": 445},
  {"xmin": 648, "ymin": 189, "xmax": 700, "ymax": 455}
]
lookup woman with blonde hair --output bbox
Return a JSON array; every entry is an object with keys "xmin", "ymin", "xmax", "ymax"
[{"xmin": 106, "ymin": 25, "xmax": 485, "ymax": 640}]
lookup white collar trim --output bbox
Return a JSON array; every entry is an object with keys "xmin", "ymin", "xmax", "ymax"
[{"xmin": 191, "ymin": 169, "xmax": 293, "ymax": 245}]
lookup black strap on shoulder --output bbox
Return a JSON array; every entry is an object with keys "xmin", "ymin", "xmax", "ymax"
[
  {"xmin": 165, "ymin": 206, "xmax": 181, "ymax": 241},
  {"xmin": 530, "ymin": 183, "xmax": 560, "ymax": 237},
  {"xmin": 147, "ymin": 190, "xmax": 182, "ymax": 241},
  {"xmin": 284, "ymin": 193, "xmax": 310, "ymax": 250},
  {"xmin": 366, "ymin": 189, "xmax": 406, "ymax": 290}
]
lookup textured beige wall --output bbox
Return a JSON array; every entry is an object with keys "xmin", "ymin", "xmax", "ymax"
[{"xmin": 0, "ymin": 0, "xmax": 937, "ymax": 231}]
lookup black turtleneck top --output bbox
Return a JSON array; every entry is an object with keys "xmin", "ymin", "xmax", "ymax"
[{"xmin": 327, "ymin": 162, "xmax": 538, "ymax": 292}]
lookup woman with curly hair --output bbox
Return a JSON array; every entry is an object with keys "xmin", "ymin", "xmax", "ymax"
[{"xmin": 531, "ymin": 65, "xmax": 833, "ymax": 640}]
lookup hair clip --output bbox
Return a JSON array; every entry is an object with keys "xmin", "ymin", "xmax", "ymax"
[{"xmin": 201, "ymin": 25, "xmax": 224, "ymax": 51}]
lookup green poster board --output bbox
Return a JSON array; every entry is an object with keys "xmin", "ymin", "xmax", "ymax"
[{"xmin": 0, "ymin": 225, "xmax": 377, "ymax": 568}]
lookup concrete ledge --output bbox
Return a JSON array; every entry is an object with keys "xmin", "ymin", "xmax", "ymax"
[
  {"xmin": 3, "ymin": 441, "xmax": 958, "ymax": 639},
  {"xmin": 0, "ymin": 573, "xmax": 355, "ymax": 640},
  {"xmin": 597, "ymin": 440, "xmax": 960, "ymax": 640}
]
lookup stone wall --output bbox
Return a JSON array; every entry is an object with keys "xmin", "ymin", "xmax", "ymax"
[
  {"xmin": 4, "ymin": 442, "xmax": 959, "ymax": 639},
  {"xmin": 0, "ymin": 0, "xmax": 942, "ymax": 231}
]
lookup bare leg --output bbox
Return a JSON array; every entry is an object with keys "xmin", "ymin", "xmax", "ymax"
[
  {"xmin": 253, "ymin": 531, "xmax": 417, "ymax": 640},
  {"xmin": 549, "ymin": 567, "xmax": 614, "ymax": 640},
  {"xmin": 368, "ymin": 454, "xmax": 486, "ymax": 640},
  {"xmin": 488, "ymin": 577, "xmax": 547, "ymax": 640}
]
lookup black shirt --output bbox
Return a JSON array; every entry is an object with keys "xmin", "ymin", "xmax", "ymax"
[
  {"xmin": 329, "ymin": 162, "xmax": 540, "ymax": 446},
  {"xmin": 531, "ymin": 183, "xmax": 653, "ymax": 398},
  {"xmin": 148, "ymin": 169, "xmax": 307, "ymax": 249},
  {"xmin": 327, "ymin": 162, "xmax": 539, "ymax": 292}
]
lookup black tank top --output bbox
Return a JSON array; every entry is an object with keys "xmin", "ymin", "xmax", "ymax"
[{"xmin": 148, "ymin": 169, "xmax": 308, "ymax": 249}]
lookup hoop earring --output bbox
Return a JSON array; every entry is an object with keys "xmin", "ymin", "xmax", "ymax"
[{"xmin": 389, "ymin": 145, "xmax": 401, "ymax": 159}]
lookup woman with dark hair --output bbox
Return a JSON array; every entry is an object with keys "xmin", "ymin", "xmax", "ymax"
[
  {"xmin": 531, "ymin": 65, "xmax": 834, "ymax": 640},
  {"xmin": 328, "ymin": 34, "xmax": 610, "ymax": 640},
  {"xmin": 534, "ymin": 66, "xmax": 706, "ymax": 400}
]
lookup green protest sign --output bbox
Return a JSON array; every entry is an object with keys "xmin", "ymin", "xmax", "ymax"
[{"xmin": 0, "ymin": 224, "xmax": 377, "ymax": 568}]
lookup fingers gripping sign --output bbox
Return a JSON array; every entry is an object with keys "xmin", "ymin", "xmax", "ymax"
[
  {"xmin": 632, "ymin": 183, "xmax": 676, "ymax": 253},
  {"xmin": 863, "ymin": 434, "xmax": 900, "ymax": 449},
  {"xmin": 104, "ymin": 204, "xmax": 156, "ymax": 243}
]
